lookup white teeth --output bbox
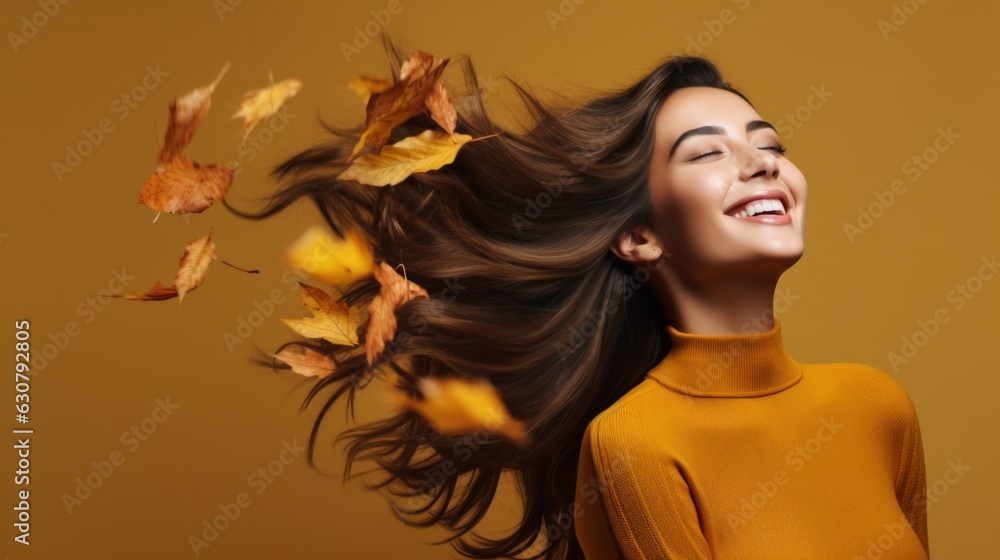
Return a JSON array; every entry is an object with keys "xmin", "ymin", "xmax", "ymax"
[{"xmin": 731, "ymin": 198, "xmax": 786, "ymax": 218}]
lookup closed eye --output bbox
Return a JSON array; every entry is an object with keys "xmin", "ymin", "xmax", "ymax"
[{"xmin": 690, "ymin": 144, "xmax": 788, "ymax": 162}]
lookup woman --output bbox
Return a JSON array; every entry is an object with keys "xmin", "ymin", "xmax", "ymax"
[{"xmin": 230, "ymin": 35, "xmax": 929, "ymax": 559}]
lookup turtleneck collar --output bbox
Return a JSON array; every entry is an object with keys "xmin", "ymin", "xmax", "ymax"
[{"xmin": 645, "ymin": 317, "xmax": 803, "ymax": 398}]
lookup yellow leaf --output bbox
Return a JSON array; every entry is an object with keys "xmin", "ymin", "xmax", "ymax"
[
  {"xmin": 347, "ymin": 75, "xmax": 393, "ymax": 104},
  {"xmin": 284, "ymin": 226, "xmax": 374, "ymax": 286},
  {"xmin": 392, "ymin": 376, "xmax": 531, "ymax": 447},
  {"xmin": 338, "ymin": 130, "xmax": 473, "ymax": 187},
  {"xmin": 232, "ymin": 76, "xmax": 302, "ymax": 143},
  {"xmin": 280, "ymin": 282, "xmax": 363, "ymax": 346}
]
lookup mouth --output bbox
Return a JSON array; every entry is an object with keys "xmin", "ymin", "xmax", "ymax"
[{"xmin": 724, "ymin": 189, "xmax": 792, "ymax": 225}]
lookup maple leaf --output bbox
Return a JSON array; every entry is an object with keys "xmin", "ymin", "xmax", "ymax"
[
  {"xmin": 274, "ymin": 346, "xmax": 336, "ymax": 378},
  {"xmin": 281, "ymin": 282, "xmax": 363, "ymax": 346},
  {"xmin": 390, "ymin": 376, "xmax": 531, "ymax": 447},
  {"xmin": 137, "ymin": 62, "xmax": 233, "ymax": 217},
  {"xmin": 347, "ymin": 75, "xmax": 393, "ymax": 104},
  {"xmin": 348, "ymin": 50, "xmax": 449, "ymax": 162},
  {"xmin": 112, "ymin": 231, "xmax": 217, "ymax": 303},
  {"xmin": 232, "ymin": 75, "xmax": 302, "ymax": 144},
  {"xmin": 284, "ymin": 226, "xmax": 374, "ymax": 286},
  {"xmin": 424, "ymin": 81, "xmax": 457, "ymax": 136},
  {"xmin": 365, "ymin": 261, "xmax": 430, "ymax": 365},
  {"xmin": 339, "ymin": 130, "xmax": 473, "ymax": 187}
]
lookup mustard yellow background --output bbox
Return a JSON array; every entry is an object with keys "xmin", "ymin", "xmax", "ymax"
[{"xmin": 2, "ymin": 0, "xmax": 996, "ymax": 558}]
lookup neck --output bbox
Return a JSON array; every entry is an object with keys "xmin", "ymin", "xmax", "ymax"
[
  {"xmin": 646, "ymin": 317, "xmax": 803, "ymax": 398},
  {"xmin": 650, "ymin": 261, "xmax": 792, "ymax": 335}
]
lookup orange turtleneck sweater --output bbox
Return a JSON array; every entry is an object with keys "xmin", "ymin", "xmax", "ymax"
[{"xmin": 574, "ymin": 318, "xmax": 929, "ymax": 559}]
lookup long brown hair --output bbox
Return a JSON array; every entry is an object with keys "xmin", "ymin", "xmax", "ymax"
[{"xmin": 226, "ymin": 34, "xmax": 752, "ymax": 559}]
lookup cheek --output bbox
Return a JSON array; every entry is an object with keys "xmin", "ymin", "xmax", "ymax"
[
  {"xmin": 781, "ymin": 161, "xmax": 808, "ymax": 205},
  {"xmin": 649, "ymin": 167, "xmax": 732, "ymax": 250},
  {"xmin": 657, "ymin": 167, "xmax": 730, "ymax": 224}
]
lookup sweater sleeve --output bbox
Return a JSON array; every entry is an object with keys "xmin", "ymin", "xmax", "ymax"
[
  {"xmin": 574, "ymin": 418, "xmax": 712, "ymax": 559},
  {"xmin": 894, "ymin": 390, "xmax": 930, "ymax": 557}
]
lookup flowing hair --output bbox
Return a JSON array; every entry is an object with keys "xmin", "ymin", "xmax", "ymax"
[{"xmin": 225, "ymin": 34, "xmax": 752, "ymax": 559}]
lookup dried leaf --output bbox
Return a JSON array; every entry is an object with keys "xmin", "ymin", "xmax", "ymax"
[
  {"xmin": 111, "ymin": 231, "xmax": 217, "ymax": 303},
  {"xmin": 114, "ymin": 280, "xmax": 179, "ymax": 301},
  {"xmin": 138, "ymin": 156, "xmax": 233, "ymax": 215},
  {"xmin": 274, "ymin": 346, "xmax": 336, "ymax": 378},
  {"xmin": 232, "ymin": 76, "xmax": 302, "ymax": 142},
  {"xmin": 158, "ymin": 62, "xmax": 229, "ymax": 166},
  {"xmin": 174, "ymin": 231, "xmax": 218, "ymax": 302},
  {"xmin": 281, "ymin": 282, "xmax": 363, "ymax": 346},
  {"xmin": 284, "ymin": 226, "xmax": 374, "ymax": 286},
  {"xmin": 348, "ymin": 51, "xmax": 449, "ymax": 162},
  {"xmin": 138, "ymin": 62, "xmax": 233, "ymax": 215},
  {"xmin": 392, "ymin": 376, "xmax": 530, "ymax": 446},
  {"xmin": 347, "ymin": 75, "xmax": 393, "ymax": 104},
  {"xmin": 339, "ymin": 130, "xmax": 473, "ymax": 187},
  {"xmin": 424, "ymin": 81, "xmax": 457, "ymax": 135},
  {"xmin": 365, "ymin": 261, "xmax": 430, "ymax": 365}
]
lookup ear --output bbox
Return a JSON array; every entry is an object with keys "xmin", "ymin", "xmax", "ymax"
[{"xmin": 609, "ymin": 225, "xmax": 664, "ymax": 264}]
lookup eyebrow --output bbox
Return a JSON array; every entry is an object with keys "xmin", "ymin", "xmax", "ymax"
[{"xmin": 668, "ymin": 120, "xmax": 777, "ymax": 160}]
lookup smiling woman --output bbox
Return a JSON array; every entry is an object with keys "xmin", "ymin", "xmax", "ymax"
[{"xmin": 224, "ymin": 35, "xmax": 929, "ymax": 560}]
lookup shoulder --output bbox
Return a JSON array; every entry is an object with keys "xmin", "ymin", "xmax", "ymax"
[
  {"xmin": 810, "ymin": 361, "xmax": 922, "ymax": 434},
  {"xmin": 582, "ymin": 380, "xmax": 672, "ymax": 458},
  {"xmin": 589, "ymin": 379, "xmax": 664, "ymax": 429}
]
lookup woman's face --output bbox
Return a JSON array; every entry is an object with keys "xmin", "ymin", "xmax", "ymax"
[{"xmin": 643, "ymin": 86, "xmax": 807, "ymax": 279}]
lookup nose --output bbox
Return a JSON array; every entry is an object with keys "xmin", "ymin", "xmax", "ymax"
[{"xmin": 738, "ymin": 144, "xmax": 780, "ymax": 182}]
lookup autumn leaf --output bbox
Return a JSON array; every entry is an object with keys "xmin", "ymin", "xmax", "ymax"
[
  {"xmin": 274, "ymin": 346, "xmax": 336, "ymax": 378},
  {"xmin": 391, "ymin": 376, "xmax": 531, "ymax": 447},
  {"xmin": 424, "ymin": 81, "xmax": 457, "ymax": 136},
  {"xmin": 347, "ymin": 75, "xmax": 393, "ymax": 104},
  {"xmin": 339, "ymin": 130, "xmax": 473, "ymax": 187},
  {"xmin": 281, "ymin": 282, "xmax": 363, "ymax": 346},
  {"xmin": 365, "ymin": 261, "xmax": 430, "ymax": 365},
  {"xmin": 232, "ymin": 75, "xmax": 302, "ymax": 144},
  {"xmin": 137, "ymin": 62, "xmax": 233, "ymax": 217},
  {"xmin": 348, "ymin": 50, "xmax": 449, "ymax": 162},
  {"xmin": 174, "ymin": 231, "xmax": 217, "ymax": 302},
  {"xmin": 114, "ymin": 280, "xmax": 179, "ymax": 302},
  {"xmin": 284, "ymin": 226, "xmax": 374, "ymax": 286},
  {"xmin": 111, "ymin": 231, "xmax": 217, "ymax": 303}
]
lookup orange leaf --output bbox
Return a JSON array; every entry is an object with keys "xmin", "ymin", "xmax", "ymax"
[
  {"xmin": 138, "ymin": 62, "xmax": 233, "ymax": 215},
  {"xmin": 391, "ymin": 376, "xmax": 531, "ymax": 446},
  {"xmin": 424, "ymin": 81, "xmax": 457, "ymax": 136},
  {"xmin": 365, "ymin": 261, "xmax": 430, "ymax": 365},
  {"xmin": 274, "ymin": 346, "xmax": 336, "ymax": 378},
  {"xmin": 348, "ymin": 50, "xmax": 449, "ymax": 162},
  {"xmin": 174, "ymin": 231, "xmax": 218, "ymax": 303},
  {"xmin": 111, "ymin": 231, "xmax": 217, "ymax": 303},
  {"xmin": 114, "ymin": 280, "xmax": 179, "ymax": 301},
  {"xmin": 281, "ymin": 282, "xmax": 363, "ymax": 346},
  {"xmin": 138, "ymin": 156, "xmax": 233, "ymax": 215}
]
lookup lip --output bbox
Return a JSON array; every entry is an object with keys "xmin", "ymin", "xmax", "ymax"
[
  {"xmin": 723, "ymin": 189, "xmax": 792, "ymax": 217},
  {"xmin": 728, "ymin": 212, "xmax": 792, "ymax": 225}
]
